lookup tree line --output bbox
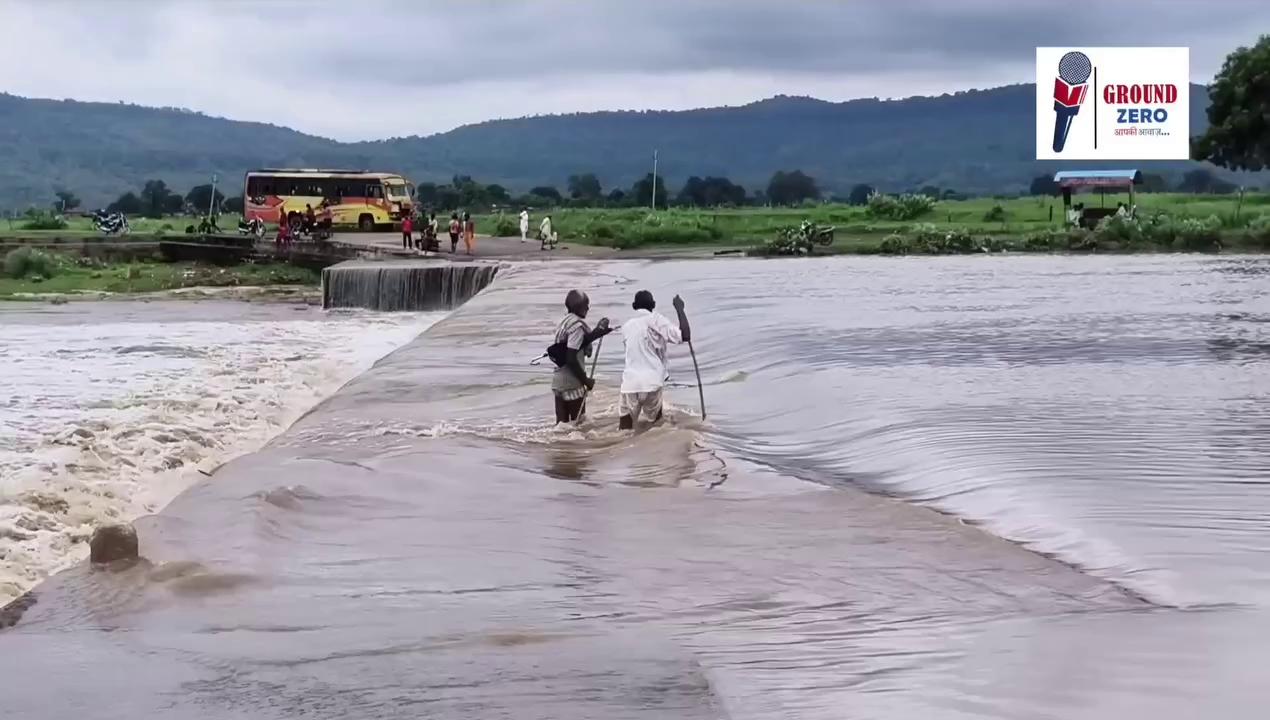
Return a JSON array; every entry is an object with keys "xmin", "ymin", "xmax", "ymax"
[
  {"xmin": 1027, "ymin": 168, "xmax": 1244, "ymax": 197},
  {"xmin": 414, "ymin": 170, "xmax": 824, "ymax": 209},
  {"xmin": 43, "ymin": 163, "xmax": 1253, "ymax": 222},
  {"xmin": 46, "ymin": 180, "xmax": 243, "ymax": 218}
]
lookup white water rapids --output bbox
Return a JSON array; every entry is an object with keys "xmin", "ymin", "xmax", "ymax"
[{"xmin": 0, "ymin": 300, "xmax": 436, "ymax": 604}]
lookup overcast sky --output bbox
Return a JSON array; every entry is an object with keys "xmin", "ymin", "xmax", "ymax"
[{"xmin": 1, "ymin": 0, "xmax": 1266, "ymax": 141}]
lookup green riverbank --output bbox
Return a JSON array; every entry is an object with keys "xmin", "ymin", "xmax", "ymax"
[
  {"xmin": 0, "ymin": 248, "xmax": 318, "ymax": 300},
  {"xmin": 474, "ymin": 194, "xmax": 1270, "ymax": 255}
]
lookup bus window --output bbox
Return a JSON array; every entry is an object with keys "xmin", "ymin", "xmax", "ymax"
[
  {"xmin": 247, "ymin": 176, "xmax": 274, "ymax": 197},
  {"xmin": 314, "ymin": 178, "xmax": 337, "ymax": 200},
  {"xmin": 367, "ymin": 184, "xmax": 384, "ymax": 200}
]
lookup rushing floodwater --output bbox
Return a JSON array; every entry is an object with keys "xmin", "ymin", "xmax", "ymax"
[
  {"xmin": 0, "ymin": 301, "xmax": 435, "ymax": 604},
  {"xmin": 3, "ymin": 255, "xmax": 1270, "ymax": 719}
]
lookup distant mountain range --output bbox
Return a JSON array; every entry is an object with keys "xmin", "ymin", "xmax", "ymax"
[{"xmin": 0, "ymin": 84, "xmax": 1256, "ymax": 209}]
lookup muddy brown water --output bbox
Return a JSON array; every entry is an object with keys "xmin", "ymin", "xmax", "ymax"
[{"xmin": 3, "ymin": 255, "xmax": 1270, "ymax": 719}]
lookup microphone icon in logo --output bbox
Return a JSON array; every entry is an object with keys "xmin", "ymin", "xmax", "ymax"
[{"xmin": 1052, "ymin": 51, "xmax": 1092, "ymax": 153}]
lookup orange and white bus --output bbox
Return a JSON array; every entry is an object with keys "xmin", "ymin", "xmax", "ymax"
[{"xmin": 243, "ymin": 169, "xmax": 415, "ymax": 231}]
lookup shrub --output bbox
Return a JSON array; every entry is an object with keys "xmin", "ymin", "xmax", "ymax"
[
  {"xmin": 19, "ymin": 211, "xmax": 68, "ymax": 231},
  {"xmin": 1172, "ymin": 215, "xmax": 1223, "ymax": 251},
  {"xmin": 1140, "ymin": 213, "xmax": 1223, "ymax": 251},
  {"xmin": 879, "ymin": 233, "xmax": 912, "ymax": 254},
  {"xmin": 1024, "ymin": 229, "xmax": 1062, "ymax": 251},
  {"xmin": 4, "ymin": 247, "xmax": 60, "ymax": 279},
  {"xmin": 983, "ymin": 204, "xmax": 1007, "ymax": 222},
  {"xmin": 1093, "ymin": 215, "xmax": 1145, "ymax": 247},
  {"xmin": 588, "ymin": 223, "xmax": 616, "ymax": 240},
  {"xmin": 981, "ymin": 236, "xmax": 1019, "ymax": 252},
  {"xmin": 1243, "ymin": 214, "xmax": 1270, "ymax": 247},
  {"xmin": 866, "ymin": 192, "xmax": 935, "ymax": 221},
  {"xmin": 493, "ymin": 217, "xmax": 518, "ymax": 237},
  {"xmin": 878, "ymin": 225, "xmax": 988, "ymax": 255},
  {"xmin": 1023, "ymin": 228, "xmax": 1089, "ymax": 252}
]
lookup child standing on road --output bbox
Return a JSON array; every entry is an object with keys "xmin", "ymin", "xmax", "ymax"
[
  {"xmin": 448, "ymin": 213, "xmax": 461, "ymax": 253},
  {"xmin": 401, "ymin": 212, "xmax": 414, "ymax": 250}
]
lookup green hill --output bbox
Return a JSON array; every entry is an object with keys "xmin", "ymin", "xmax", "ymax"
[{"xmin": 0, "ymin": 84, "xmax": 1254, "ymax": 209}]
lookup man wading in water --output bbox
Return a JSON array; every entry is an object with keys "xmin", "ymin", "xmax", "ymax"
[
  {"xmin": 619, "ymin": 290, "xmax": 690, "ymax": 429},
  {"xmin": 550, "ymin": 290, "xmax": 611, "ymax": 424}
]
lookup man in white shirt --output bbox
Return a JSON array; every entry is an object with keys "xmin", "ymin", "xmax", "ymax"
[
  {"xmin": 519, "ymin": 207, "xmax": 530, "ymax": 242},
  {"xmin": 619, "ymin": 290, "xmax": 691, "ymax": 429},
  {"xmin": 539, "ymin": 214, "xmax": 556, "ymax": 250}
]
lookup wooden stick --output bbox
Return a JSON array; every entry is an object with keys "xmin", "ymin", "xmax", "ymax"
[
  {"xmin": 578, "ymin": 336, "xmax": 603, "ymax": 422},
  {"xmin": 590, "ymin": 336, "xmax": 603, "ymax": 377},
  {"xmin": 687, "ymin": 339, "xmax": 706, "ymax": 420}
]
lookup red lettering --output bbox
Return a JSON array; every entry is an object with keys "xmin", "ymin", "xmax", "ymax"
[{"xmin": 1103, "ymin": 83, "xmax": 1180, "ymax": 105}]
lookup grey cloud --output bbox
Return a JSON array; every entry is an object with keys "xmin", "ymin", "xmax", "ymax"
[
  {"xmin": 1, "ymin": 0, "xmax": 1266, "ymax": 140},
  {"xmin": 259, "ymin": 0, "xmax": 1270, "ymax": 86}
]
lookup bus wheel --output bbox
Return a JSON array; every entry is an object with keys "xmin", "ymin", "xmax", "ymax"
[{"xmin": 358, "ymin": 214, "xmax": 374, "ymax": 232}]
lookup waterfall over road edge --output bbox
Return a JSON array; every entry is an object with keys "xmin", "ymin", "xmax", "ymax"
[{"xmin": 322, "ymin": 260, "xmax": 499, "ymax": 311}]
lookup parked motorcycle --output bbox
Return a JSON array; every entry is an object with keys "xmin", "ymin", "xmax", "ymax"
[
  {"xmin": 238, "ymin": 217, "xmax": 266, "ymax": 238},
  {"xmin": 91, "ymin": 209, "xmax": 130, "ymax": 236},
  {"xmin": 795, "ymin": 220, "xmax": 835, "ymax": 246},
  {"xmin": 760, "ymin": 221, "xmax": 837, "ymax": 256}
]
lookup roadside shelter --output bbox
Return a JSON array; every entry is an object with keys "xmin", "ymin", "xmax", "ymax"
[{"xmin": 1054, "ymin": 169, "xmax": 1143, "ymax": 228}]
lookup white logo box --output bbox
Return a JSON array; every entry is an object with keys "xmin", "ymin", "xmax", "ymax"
[{"xmin": 1036, "ymin": 47, "xmax": 1190, "ymax": 161}]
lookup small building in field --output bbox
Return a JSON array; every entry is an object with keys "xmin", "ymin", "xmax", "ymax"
[{"xmin": 1054, "ymin": 169, "xmax": 1142, "ymax": 228}]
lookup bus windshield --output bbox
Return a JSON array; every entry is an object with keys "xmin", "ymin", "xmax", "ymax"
[{"xmin": 386, "ymin": 183, "xmax": 410, "ymax": 198}]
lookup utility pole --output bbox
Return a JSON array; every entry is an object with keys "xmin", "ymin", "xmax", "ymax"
[
  {"xmin": 207, "ymin": 173, "xmax": 219, "ymax": 220},
  {"xmin": 651, "ymin": 149, "xmax": 658, "ymax": 212}
]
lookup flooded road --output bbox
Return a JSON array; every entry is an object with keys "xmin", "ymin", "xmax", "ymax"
[{"xmin": 3, "ymin": 255, "xmax": 1270, "ymax": 718}]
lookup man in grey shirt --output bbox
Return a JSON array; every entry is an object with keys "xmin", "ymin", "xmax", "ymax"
[{"xmin": 552, "ymin": 290, "xmax": 611, "ymax": 423}]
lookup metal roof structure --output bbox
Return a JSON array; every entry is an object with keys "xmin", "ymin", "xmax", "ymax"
[{"xmin": 1053, "ymin": 170, "xmax": 1143, "ymax": 188}]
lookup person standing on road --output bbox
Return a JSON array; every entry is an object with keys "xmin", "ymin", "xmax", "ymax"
[
  {"xmin": 519, "ymin": 207, "xmax": 530, "ymax": 242},
  {"xmin": 318, "ymin": 201, "xmax": 333, "ymax": 237},
  {"xmin": 275, "ymin": 206, "xmax": 291, "ymax": 249},
  {"xmin": 401, "ymin": 211, "xmax": 414, "ymax": 250},
  {"xmin": 539, "ymin": 214, "xmax": 554, "ymax": 250},
  {"xmin": 425, "ymin": 211, "xmax": 439, "ymax": 254},
  {"xmin": 448, "ymin": 212, "xmax": 461, "ymax": 253},
  {"xmin": 549, "ymin": 290, "xmax": 612, "ymax": 424},
  {"xmin": 618, "ymin": 290, "xmax": 691, "ymax": 430},
  {"xmin": 463, "ymin": 212, "xmax": 476, "ymax": 255}
]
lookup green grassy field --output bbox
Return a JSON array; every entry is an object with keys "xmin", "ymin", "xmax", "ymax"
[
  {"xmin": 0, "ymin": 250, "xmax": 317, "ymax": 299},
  {"xmin": 6, "ymin": 193, "xmax": 1269, "ymax": 254},
  {"xmin": 475, "ymin": 193, "xmax": 1270, "ymax": 252},
  {"xmin": 0, "ymin": 214, "xmax": 246, "ymax": 237}
]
